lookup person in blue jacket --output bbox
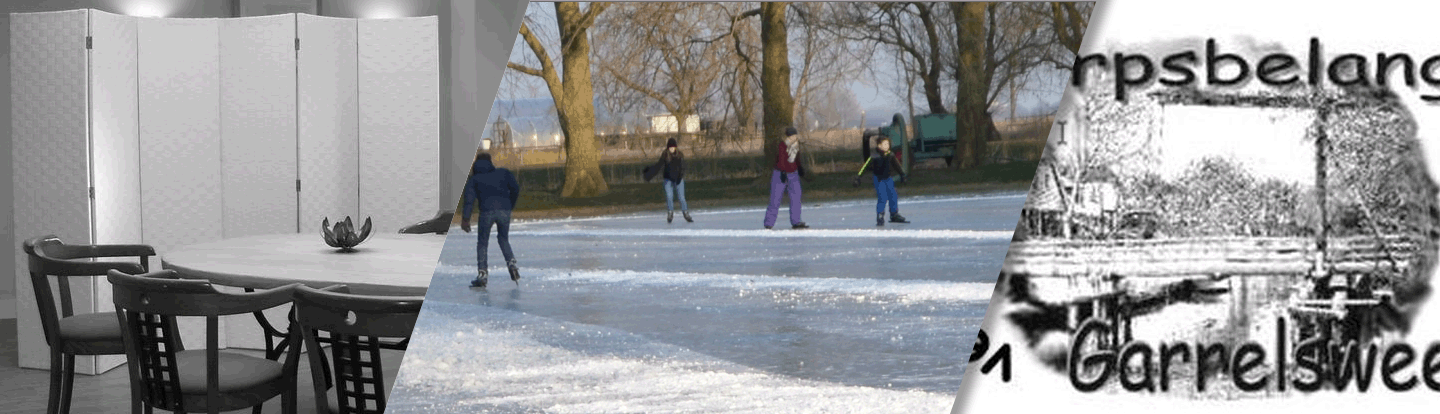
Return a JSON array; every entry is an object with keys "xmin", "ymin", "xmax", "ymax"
[
  {"xmin": 853, "ymin": 136, "xmax": 909, "ymax": 226},
  {"xmin": 461, "ymin": 152, "xmax": 521, "ymax": 288}
]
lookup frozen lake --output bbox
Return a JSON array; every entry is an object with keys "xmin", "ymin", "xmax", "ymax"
[{"xmin": 389, "ymin": 193, "xmax": 1024, "ymax": 413}]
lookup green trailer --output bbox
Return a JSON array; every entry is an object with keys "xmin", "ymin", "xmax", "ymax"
[{"xmin": 865, "ymin": 113, "xmax": 986, "ymax": 174}]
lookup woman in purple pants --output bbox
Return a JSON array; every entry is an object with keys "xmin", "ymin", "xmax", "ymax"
[{"xmin": 764, "ymin": 127, "xmax": 809, "ymax": 229}]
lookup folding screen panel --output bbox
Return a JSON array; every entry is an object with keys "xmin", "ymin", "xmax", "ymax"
[
  {"xmin": 219, "ymin": 15, "xmax": 298, "ymax": 238},
  {"xmin": 138, "ymin": 16, "xmax": 224, "ymax": 349},
  {"xmin": 297, "ymin": 14, "xmax": 360, "ymax": 230},
  {"xmin": 137, "ymin": 17, "xmax": 222, "ymax": 256},
  {"xmin": 358, "ymin": 17, "xmax": 440, "ymax": 233},
  {"xmin": 87, "ymin": 9, "xmax": 141, "ymax": 373},
  {"xmin": 10, "ymin": 9, "xmax": 93, "ymax": 372},
  {"xmin": 214, "ymin": 15, "xmax": 299, "ymax": 350}
]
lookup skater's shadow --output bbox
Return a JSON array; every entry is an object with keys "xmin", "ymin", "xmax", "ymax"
[
  {"xmin": 474, "ymin": 285, "xmax": 524, "ymax": 313},
  {"xmin": 505, "ymin": 287, "xmax": 522, "ymax": 312}
]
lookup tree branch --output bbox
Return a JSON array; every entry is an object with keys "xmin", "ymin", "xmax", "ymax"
[
  {"xmin": 506, "ymin": 62, "xmax": 544, "ymax": 78},
  {"xmin": 557, "ymin": 2, "xmax": 610, "ymax": 56},
  {"xmin": 511, "ymin": 22, "xmax": 564, "ymax": 105}
]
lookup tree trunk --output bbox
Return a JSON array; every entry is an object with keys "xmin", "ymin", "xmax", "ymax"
[
  {"xmin": 1051, "ymin": 3, "xmax": 1086, "ymax": 57},
  {"xmin": 736, "ymin": 75, "xmax": 754, "ymax": 137},
  {"xmin": 760, "ymin": 2, "xmax": 794, "ymax": 173},
  {"xmin": 953, "ymin": 2, "xmax": 988, "ymax": 170},
  {"xmin": 555, "ymin": 2, "xmax": 608, "ymax": 198},
  {"xmin": 1009, "ymin": 81, "xmax": 1018, "ymax": 120},
  {"xmin": 915, "ymin": 3, "xmax": 948, "ymax": 115}
]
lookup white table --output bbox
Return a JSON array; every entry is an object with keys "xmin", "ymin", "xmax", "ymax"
[
  {"xmin": 163, "ymin": 233, "xmax": 445, "ymax": 296},
  {"xmin": 161, "ymin": 233, "xmax": 444, "ymax": 353}
]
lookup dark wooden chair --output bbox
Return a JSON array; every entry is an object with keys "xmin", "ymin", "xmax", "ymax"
[
  {"xmin": 107, "ymin": 269, "xmax": 299, "ymax": 414},
  {"xmin": 23, "ymin": 235, "xmax": 154, "ymax": 414},
  {"xmin": 290, "ymin": 285, "xmax": 422, "ymax": 414}
]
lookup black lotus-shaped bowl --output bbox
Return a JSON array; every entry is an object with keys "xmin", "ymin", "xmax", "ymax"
[{"xmin": 322, "ymin": 216, "xmax": 373, "ymax": 252}]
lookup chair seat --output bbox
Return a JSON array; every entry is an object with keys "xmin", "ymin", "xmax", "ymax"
[
  {"xmin": 173, "ymin": 350, "xmax": 285, "ymax": 394},
  {"xmin": 57, "ymin": 312, "xmax": 123, "ymax": 342}
]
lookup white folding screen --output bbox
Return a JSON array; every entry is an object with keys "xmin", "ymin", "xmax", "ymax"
[
  {"xmin": 220, "ymin": 15, "xmax": 298, "ymax": 238},
  {"xmin": 359, "ymin": 17, "xmax": 440, "ymax": 233},
  {"xmin": 137, "ymin": 17, "xmax": 223, "ymax": 256},
  {"xmin": 87, "ymin": 9, "xmax": 142, "ymax": 373},
  {"xmin": 12, "ymin": 11, "xmax": 441, "ymax": 365},
  {"xmin": 297, "ymin": 14, "xmax": 360, "ymax": 230},
  {"xmin": 10, "ymin": 10, "xmax": 97, "ymax": 373}
]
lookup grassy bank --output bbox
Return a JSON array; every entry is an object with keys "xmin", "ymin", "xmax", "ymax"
[{"xmin": 488, "ymin": 161, "xmax": 1036, "ymax": 220}]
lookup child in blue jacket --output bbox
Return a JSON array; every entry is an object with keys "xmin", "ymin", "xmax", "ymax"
[{"xmin": 853, "ymin": 136, "xmax": 910, "ymax": 226}]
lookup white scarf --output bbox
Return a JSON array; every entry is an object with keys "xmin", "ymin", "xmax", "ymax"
[{"xmin": 785, "ymin": 137, "xmax": 800, "ymax": 163}]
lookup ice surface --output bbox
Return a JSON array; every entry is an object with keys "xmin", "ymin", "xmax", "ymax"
[
  {"xmin": 392, "ymin": 302, "xmax": 956, "ymax": 413},
  {"xmin": 389, "ymin": 193, "xmax": 1024, "ymax": 413}
]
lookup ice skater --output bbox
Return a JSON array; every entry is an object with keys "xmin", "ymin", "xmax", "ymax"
[
  {"xmin": 643, "ymin": 137, "xmax": 694, "ymax": 223},
  {"xmin": 460, "ymin": 152, "xmax": 522, "ymax": 288},
  {"xmin": 853, "ymin": 136, "xmax": 909, "ymax": 226},
  {"xmin": 764, "ymin": 126, "xmax": 809, "ymax": 229}
]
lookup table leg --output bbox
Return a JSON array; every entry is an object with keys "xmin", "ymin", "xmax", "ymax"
[{"xmin": 245, "ymin": 288, "xmax": 294, "ymax": 361}]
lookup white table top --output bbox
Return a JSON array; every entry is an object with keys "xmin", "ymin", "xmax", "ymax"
[{"xmin": 162, "ymin": 233, "xmax": 446, "ymax": 296}]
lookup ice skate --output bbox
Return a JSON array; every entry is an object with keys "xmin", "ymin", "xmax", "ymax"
[
  {"xmin": 792, "ymin": 222, "xmax": 809, "ymax": 229},
  {"xmin": 765, "ymin": 225, "xmax": 774, "ymax": 229},
  {"xmin": 890, "ymin": 213, "xmax": 909, "ymax": 224},
  {"xmin": 877, "ymin": 213, "xmax": 885, "ymax": 227},
  {"xmin": 507, "ymin": 258, "xmax": 521, "ymax": 284},
  {"xmin": 683, "ymin": 211, "xmax": 694, "ymax": 223},
  {"xmin": 667, "ymin": 211, "xmax": 674, "ymax": 224},
  {"xmin": 470, "ymin": 269, "xmax": 488, "ymax": 288}
]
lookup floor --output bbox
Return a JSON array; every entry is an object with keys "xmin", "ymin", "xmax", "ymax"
[{"xmin": 0, "ymin": 318, "xmax": 404, "ymax": 414}]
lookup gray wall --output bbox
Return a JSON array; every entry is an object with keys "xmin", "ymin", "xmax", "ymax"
[
  {"xmin": 4, "ymin": 0, "xmax": 524, "ymax": 297},
  {"xmin": 443, "ymin": 0, "xmax": 522, "ymax": 213}
]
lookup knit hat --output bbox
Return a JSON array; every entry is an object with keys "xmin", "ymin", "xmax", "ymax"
[
  {"xmin": 667, "ymin": 137, "xmax": 678, "ymax": 148},
  {"xmin": 784, "ymin": 126, "xmax": 798, "ymax": 137}
]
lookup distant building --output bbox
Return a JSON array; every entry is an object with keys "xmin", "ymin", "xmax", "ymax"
[{"xmin": 649, "ymin": 114, "xmax": 700, "ymax": 133}]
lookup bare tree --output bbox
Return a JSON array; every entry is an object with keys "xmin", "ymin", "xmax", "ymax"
[
  {"xmin": 1046, "ymin": 2, "xmax": 1093, "ymax": 70},
  {"xmin": 950, "ymin": 2, "xmax": 1077, "ymax": 169},
  {"xmin": 718, "ymin": 4, "xmax": 764, "ymax": 140},
  {"xmin": 593, "ymin": 2, "xmax": 732, "ymax": 135},
  {"xmin": 805, "ymin": 85, "xmax": 863, "ymax": 130},
  {"xmin": 788, "ymin": 3, "xmax": 867, "ymax": 134},
  {"xmin": 507, "ymin": 2, "xmax": 611, "ymax": 198},
  {"xmin": 831, "ymin": 2, "xmax": 951, "ymax": 115}
]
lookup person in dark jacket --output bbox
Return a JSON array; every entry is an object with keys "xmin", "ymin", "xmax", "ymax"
[
  {"xmin": 461, "ymin": 152, "xmax": 521, "ymax": 288},
  {"xmin": 643, "ymin": 137, "xmax": 693, "ymax": 223},
  {"xmin": 764, "ymin": 126, "xmax": 808, "ymax": 229},
  {"xmin": 853, "ymin": 136, "xmax": 909, "ymax": 226}
]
